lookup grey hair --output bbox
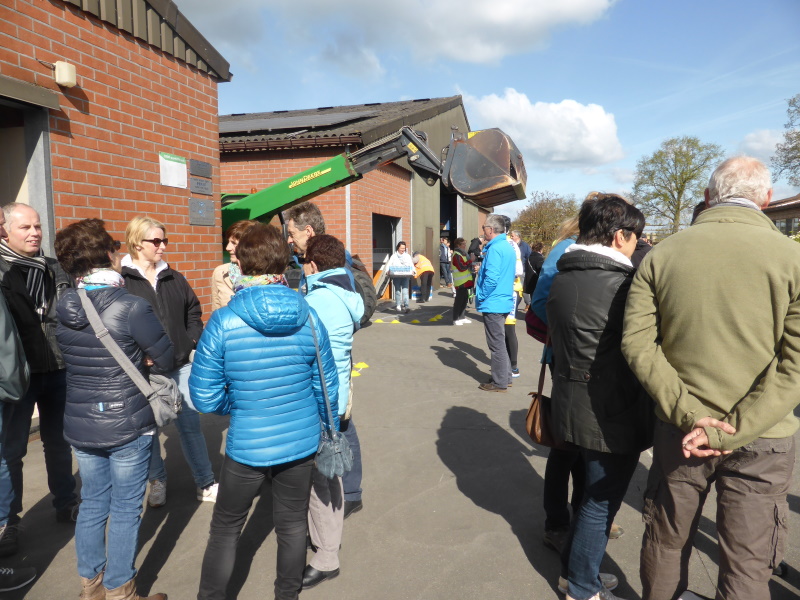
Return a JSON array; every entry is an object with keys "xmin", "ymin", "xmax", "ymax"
[
  {"xmin": 707, "ymin": 156, "xmax": 772, "ymax": 206},
  {"xmin": 510, "ymin": 230, "xmax": 521, "ymax": 239},
  {"xmin": 2, "ymin": 203, "xmax": 38, "ymax": 225},
  {"xmin": 484, "ymin": 214, "xmax": 506, "ymax": 233}
]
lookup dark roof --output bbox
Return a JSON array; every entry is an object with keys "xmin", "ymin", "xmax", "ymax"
[
  {"xmin": 61, "ymin": 0, "xmax": 231, "ymax": 81},
  {"xmin": 764, "ymin": 193, "xmax": 800, "ymax": 214},
  {"xmin": 219, "ymin": 96, "xmax": 466, "ymax": 152}
]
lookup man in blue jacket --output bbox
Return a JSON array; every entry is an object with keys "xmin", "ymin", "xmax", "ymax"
[{"xmin": 475, "ymin": 214, "xmax": 517, "ymax": 392}]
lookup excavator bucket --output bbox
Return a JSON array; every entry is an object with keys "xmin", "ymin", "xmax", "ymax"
[{"xmin": 441, "ymin": 129, "xmax": 527, "ymax": 207}]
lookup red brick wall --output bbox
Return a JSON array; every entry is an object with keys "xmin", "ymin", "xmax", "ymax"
[
  {"xmin": 1, "ymin": 0, "xmax": 223, "ymax": 310},
  {"xmin": 221, "ymin": 149, "xmax": 411, "ymax": 272}
]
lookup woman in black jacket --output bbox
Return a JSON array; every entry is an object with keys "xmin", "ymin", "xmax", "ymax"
[
  {"xmin": 55, "ymin": 218, "xmax": 173, "ymax": 600},
  {"xmin": 545, "ymin": 195, "xmax": 651, "ymax": 600},
  {"xmin": 121, "ymin": 216, "xmax": 217, "ymax": 508}
]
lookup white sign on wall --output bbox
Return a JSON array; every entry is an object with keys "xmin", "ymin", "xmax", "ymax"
[{"xmin": 159, "ymin": 152, "xmax": 187, "ymax": 188}]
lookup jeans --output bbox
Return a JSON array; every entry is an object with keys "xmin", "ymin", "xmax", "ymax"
[
  {"xmin": 341, "ymin": 418, "xmax": 362, "ymax": 502},
  {"xmin": 1, "ymin": 369, "xmax": 76, "ymax": 523},
  {"xmin": 561, "ymin": 449, "xmax": 640, "ymax": 600},
  {"xmin": 543, "ymin": 447, "xmax": 584, "ymax": 531},
  {"xmin": 393, "ymin": 278, "xmax": 410, "ymax": 309},
  {"xmin": 149, "ymin": 363, "xmax": 214, "ymax": 489},
  {"xmin": 198, "ymin": 453, "xmax": 314, "ymax": 600},
  {"xmin": 482, "ymin": 313, "xmax": 510, "ymax": 388},
  {"xmin": 0, "ymin": 404, "xmax": 14, "ymax": 527},
  {"xmin": 418, "ymin": 272, "xmax": 433, "ymax": 302},
  {"xmin": 440, "ymin": 262, "xmax": 453, "ymax": 286},
  {"xmin": 73, "ymin": 435, "xmax": 153, "ymax": 590}
]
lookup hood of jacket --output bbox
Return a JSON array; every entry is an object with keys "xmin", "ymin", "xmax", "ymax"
[
  {"xmin": 306, "ymin": 268, "xmax": 364, "ymax": 325},
  {"xmin": 58, "ymin": 286, "xmax": 128, "ymax": 331},
  {"xmin": 227, "ymin": 283, "xmax": 310, "ymax": 335}
]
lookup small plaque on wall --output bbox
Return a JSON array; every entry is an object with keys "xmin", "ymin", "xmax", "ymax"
[
  {"xmin": 189, "ymin": 159, "xmax": 212, "ymax": 178},
  {"xmin": 188, "ymin": 198, "xmax": 215, "ymax": 226},
  {"xmin": 190, "ymin": 177, "xmax": 213, "ymax": 195}
]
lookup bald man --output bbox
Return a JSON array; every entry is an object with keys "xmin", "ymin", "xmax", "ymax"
[{"xmin": 0, "ymin": 204, "xmax": 77, "ymax": 558}]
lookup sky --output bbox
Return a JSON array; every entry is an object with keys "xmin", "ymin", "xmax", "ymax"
[{"xmin": 177, "ymin": 0, "xmax": 800, "ymax": 218}]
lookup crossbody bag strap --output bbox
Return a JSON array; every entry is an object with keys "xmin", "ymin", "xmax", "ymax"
[
  {"xmin": 307, "ymin": 314, "xmax": 336, "ymax": 436},
  {"xmin": 76, "ymin": 288, "xmax": 154, "ymax": 398}
]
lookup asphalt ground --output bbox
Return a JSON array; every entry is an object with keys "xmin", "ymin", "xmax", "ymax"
[{"xmin": 9, "ymin": 288, "xmax": 800, "ymax": 600}]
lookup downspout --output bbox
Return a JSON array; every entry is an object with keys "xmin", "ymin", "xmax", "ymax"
[{"xmin": 345, "ymin": 183, "xmax": 351, "ymax": 251}]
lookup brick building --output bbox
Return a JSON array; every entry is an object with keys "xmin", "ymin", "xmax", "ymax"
[
  {"xmin": 1, "ymin": 0, "xmax": 230, "ymax": 307},
  {"xmin": 763, "ymin": 193, "xmax": 800, "ymax": 235},
  {"xmin": 219, "ymin": 96, "xmax": 490, "ymax": 276}
]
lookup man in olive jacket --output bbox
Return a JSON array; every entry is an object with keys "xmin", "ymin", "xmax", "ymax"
[{"xmin": 621, "ymin": 156, "xmax": 800, "ymax": 600}]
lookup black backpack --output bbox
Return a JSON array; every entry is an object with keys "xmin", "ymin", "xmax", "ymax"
[{"xmin": 348, "ymin": 256, "xmax": 377, "ymax": 328}]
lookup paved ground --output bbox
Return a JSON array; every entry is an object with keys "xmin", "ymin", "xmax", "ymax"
[{"xmin": 8, "ymin": 289, "xmax": 800, "ymax": 599}]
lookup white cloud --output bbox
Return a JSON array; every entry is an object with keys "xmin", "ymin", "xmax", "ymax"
[
  {"xmin": 463, "ymin": 88, "xmax": 624, "ymax": 168},
  {"xmin": 177, "ymin": 0, "xmax": 616, "ymax": 74},
  {"xmin": 611, "ymin": 167, "xmax": 635, "ymax": 185},
  {"xmin": 319, "ymin": 38, "xmax": 386, "ymax": 80},
  {"xmin": 737, "ymin": 129, "xmax": 782, "ymax": 162}
]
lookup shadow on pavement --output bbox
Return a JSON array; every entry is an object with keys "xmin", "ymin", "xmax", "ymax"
[
  {"xmin": 136, "ymin": 414, "xmax": 227, "ymax": 595},
  {"xmin": 2, "ymin": 472, "xmax": 81, "ymax": 600},
  {"xmin": 226, "ymin": 490, "xmax": 275, "ymax": 599},
  {"xmin": 436, "ymin": 406, "xmax": 633, "ymax": 597}
]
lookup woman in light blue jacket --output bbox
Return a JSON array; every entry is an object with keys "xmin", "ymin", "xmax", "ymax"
[
  {"xmin": 190, "ymin": 223, "xmax": 338, "ymax": 600},
  {"xmin": 300, "ymin": 235, "xmax": 364, "ymax": 590}
]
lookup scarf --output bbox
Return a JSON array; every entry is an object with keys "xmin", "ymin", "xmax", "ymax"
[
  {"xmin": 0, "ymin": 239, "xmax": 48, "ymax": 318},
  {"xmin": 232, "ymin": 273, "xmax": 288, "ymax": 293},
  {"xmin": 77, "ymin": 269, "xmax": 126, "ymax": 290}
]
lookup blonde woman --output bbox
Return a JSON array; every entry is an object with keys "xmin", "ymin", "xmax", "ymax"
[{"xmin": 122, "ymin": 216, "xmax": 217, "ymax": 508}]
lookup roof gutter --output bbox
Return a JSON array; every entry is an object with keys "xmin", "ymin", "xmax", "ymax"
[{"xmin": 220, "ymin": 134, "xmax": 363, "ymax": 153}]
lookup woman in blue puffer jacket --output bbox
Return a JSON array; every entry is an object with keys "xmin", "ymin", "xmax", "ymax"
[{"xmin": 190, "ymin": 222, "xmax": 339, "ymax": 600}]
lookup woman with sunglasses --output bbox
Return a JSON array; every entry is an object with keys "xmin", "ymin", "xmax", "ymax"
[{"xmin": 121, "ymin": 216, "xmax": 218, "ymax": 509}]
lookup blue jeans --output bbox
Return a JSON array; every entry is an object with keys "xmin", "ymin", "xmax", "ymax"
[
  {"xmin": 1, "ymin": 369, "xmax": 76, "ymax": 523},
  {"xmin": 341, "ymin": 418, "xmax": 362, "ymax": 502},
  {"xmin": 148, "ymin": 363, "xmax": 214, "ymax": 488},
  {"xmin": 561, "ymin": 449, "xmax": 640, "ymax": 600},
  {"xmin": 393, "ymin": 278, "xmax": 410, "ymax": 308},
  {"xmin": 0, "ymin": 403, "xmax": 14, "ymax": 527},
  {"xmin": 74, "ymin": 435, "xmax": 153, "ymax": 590}
]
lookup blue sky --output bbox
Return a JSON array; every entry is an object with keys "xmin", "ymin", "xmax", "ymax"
[{"xmin": 179, "ymin": 0, "xmax": 800, "ymax": 217}]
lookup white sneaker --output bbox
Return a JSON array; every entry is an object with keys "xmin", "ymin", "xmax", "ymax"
[
  {"xmin": 562, "ymin": 575, "xmax": 622, "ymax": 599},
  {"xmin": 197, "ymin": 482, "xmax": 218, "ymax": 502},
  {"xmin": 147, "ymin": 479, "xmax": 167, "ymax": 508},
  {"xmin": 454, "ymin": 320, "xmax": 463, "ymax": 326},
  {"xmin": 458, "ymin": 318, "xmax": 472, "ymax": 324}
]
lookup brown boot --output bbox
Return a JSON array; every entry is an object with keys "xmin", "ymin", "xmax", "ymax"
[
  {"xmin": 80, "ymin": 572, "xmax": 105, "ymax": 600},
  {"xmin": 105, "ymin": 579, "xmax": 166, "ymax": 600}
]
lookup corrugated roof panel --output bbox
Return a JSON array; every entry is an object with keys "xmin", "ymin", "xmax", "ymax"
[{"xmin": 220, "ymin": 111, "xmax": 378, "ymax": 134}]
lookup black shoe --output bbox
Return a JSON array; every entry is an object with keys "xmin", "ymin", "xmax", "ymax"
[
  {"xmin": 543, "ymin": 528, "xmax": 569, "ymax": 554},
  {"xmin": 302, "ymin": 565, "xmax": 339, "ymax": 589},
  {"xmin": 0, "ymin": 566, "xmax": 36, "ymax": 592},
  {"xmin": 0, "ymin": 525, "xmax": 18, "ymax": 557},
  {"xmin": 343, "ymin": 499, "xmax": 363, "ymax": 520},
  {"xmin": 56, "ymin": 503, "xmax": 79, "ymax": 523}
]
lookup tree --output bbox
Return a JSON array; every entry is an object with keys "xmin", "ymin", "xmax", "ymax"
[
  {"xmin": 632, "ymin": 136, "xmax": 725, "ymax": 235},
  {"xmin": 512, "ymin": 191, "xmax": 578, "ymax": 249},
  {"xmin": 772, "ymin": 93, "xmax": 800, "ymax": 187}
]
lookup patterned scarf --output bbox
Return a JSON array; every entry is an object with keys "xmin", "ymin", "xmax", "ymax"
[
  {"xmin": 0, "ymin": 239, "xmax": 48, "ymax": 318},
  {"xmin": 232, "ymin": 273, "xmax": 288, "ymax": 293},
  {"xmin": 77, "ymin": 269, "xmax": 126, "ymax": 291}
]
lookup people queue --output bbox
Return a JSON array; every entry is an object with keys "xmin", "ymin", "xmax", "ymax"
[{"xmin": 0, "ymin": 201, "xmax": 364, "ymax": 600}]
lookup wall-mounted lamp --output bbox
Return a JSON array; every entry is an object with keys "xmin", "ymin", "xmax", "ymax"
[{"xmin": 37, "ymin": 59, "xmax": 77, "ymax": 88}]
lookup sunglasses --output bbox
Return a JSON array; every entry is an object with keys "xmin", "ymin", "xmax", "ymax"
[
  {"xmin": 112, "ymin": 240, "xmax": 121, "ymax": 251},
  {"xmin": 142, "ymin": 238, "xmax": 169, "ymax": 247}
]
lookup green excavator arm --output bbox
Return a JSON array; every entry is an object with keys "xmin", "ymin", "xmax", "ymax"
[{"xmin": 220, "ymin": 126, "xmax": 527, "ymax": 230}]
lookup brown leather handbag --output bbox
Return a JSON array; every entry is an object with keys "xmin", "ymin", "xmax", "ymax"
[{"xmin": 525, "ymin": 337, "xmax": 560, "ymax": 447}]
